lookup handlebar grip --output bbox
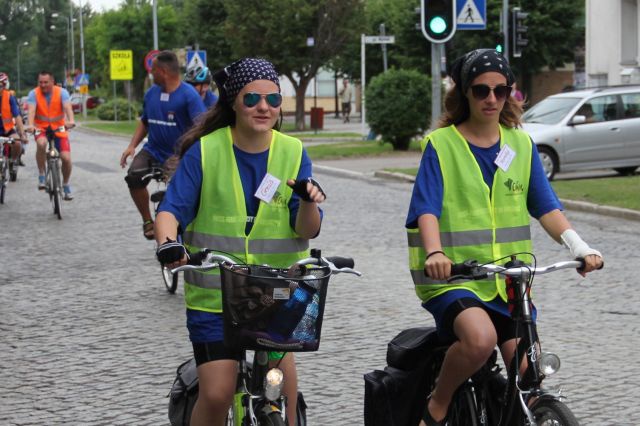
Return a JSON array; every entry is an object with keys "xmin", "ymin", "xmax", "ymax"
[
  {"xmin": 326, "ymin": 256, "xmax": 354, "ymax": 269},
  {"xmin": 188, "ymin": 249, "xmax": 209, "ymax": 266},
  {"xmin": 450, "ymin": 263, "xmax": 472, "ymax": 276}
]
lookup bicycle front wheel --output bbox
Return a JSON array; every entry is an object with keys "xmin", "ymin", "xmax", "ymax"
[
  {"xmin": 531, "ymin": 399, "xmax": 580, "ymax": 426},
  {"xmin": 162, "ymin": 265, "xmax": 179, "ymax": 293},
  {"xmin": 50, "ymin": 161, "xmax": 62, "ymax": 219},
  {"xmin": 448, "ymin": 385, "xmax": 479, "ymax": 426},
  {"xmin": 0, "ymin": 159, "xmax": 7, "ymax": 204},
  {"xmin": 257, "ymin": 410, "xmax": 286, "ymax": 426}
]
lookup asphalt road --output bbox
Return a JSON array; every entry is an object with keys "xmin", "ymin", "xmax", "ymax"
[{"xmin": 0, "ymin": 128, "xmax": 638, "ymax": 425}]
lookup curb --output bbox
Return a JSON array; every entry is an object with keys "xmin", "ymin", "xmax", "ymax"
[
  {"xmin": 314, "ymin": 164, "xmax": 375, "ymax": 182},
  {"xmin": 319, "ymin": 166, "xmax": 640, "ymax": 222}
]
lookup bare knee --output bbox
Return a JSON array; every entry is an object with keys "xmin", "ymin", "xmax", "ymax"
[{"xmin": 459, "ymin": 333, "xmax": 497, "ymax": 365}]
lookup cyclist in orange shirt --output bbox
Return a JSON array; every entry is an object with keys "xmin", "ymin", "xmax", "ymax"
[
  {"xmin": 25, "ymin": 71, "xmax": 75, "ymax": 200},
  {"xmin": 0, "ymin": 73, "xmax": 26, "ymax": 163}
]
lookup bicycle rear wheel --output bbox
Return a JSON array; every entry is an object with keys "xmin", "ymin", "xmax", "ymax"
[
  {"xmin": 162, "ymin": 265, "xmax": 179, "ymax": 293},
  {"xmin": 0, "ymin": 158, "xmax": 7, "ymax": 204},
  {"xmin": 531, "ymin": 399, "xmax": 580, "ymax": 426}
]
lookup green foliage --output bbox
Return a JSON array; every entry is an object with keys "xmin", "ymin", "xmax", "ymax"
[
  {"xmin": 365, "ymin": 69, "xmax": 431, "ymax": 151},
  {"xmin": 181, "ymin": 0, "xmax": 234, "ymax": 69},
  {"xmin": 95, "ymin": 98, "xmax": 141, "ymax": 121}
]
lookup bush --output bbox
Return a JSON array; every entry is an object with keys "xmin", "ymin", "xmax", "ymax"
[
  {"xmin": 365, "ymin": 69, "xmax": 431, "ymax": 151},
  {"xmin": 96, "ymin": 98, "xmax": 141, "ymax": 121}
]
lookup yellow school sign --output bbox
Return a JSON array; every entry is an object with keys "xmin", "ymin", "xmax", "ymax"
[{"xmin": 110, "ymin": 50, "xmax": 133, "ymax": 80}]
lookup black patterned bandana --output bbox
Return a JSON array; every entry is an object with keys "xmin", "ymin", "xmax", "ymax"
[
  {"xmin": 214, "ymin": 58, "xmax": 280, "ymax": 104},
  {"xmin": 450, "ymin": 49, "xmax": 515, "ymax": 95}
]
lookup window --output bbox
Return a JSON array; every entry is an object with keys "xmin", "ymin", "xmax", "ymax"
[
  {"xmin": 576, "ymin": 95, "xmax": 618, "ymax": 123},
  {"xmin": 621, "ymin": 93, "xmax": 640, "ymax": 118}
]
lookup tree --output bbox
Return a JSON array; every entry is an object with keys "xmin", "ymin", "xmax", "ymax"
[
  {"xmin": 366, "ymin": 69, "xmax": 431, "ymax": 151},
  {"xmin": 85, "ymin": 0, "xmax": 182, "ymax": 98},
  {"xmin": 223, "ymin": 0, "xmax": 365, "ymax": 130}
]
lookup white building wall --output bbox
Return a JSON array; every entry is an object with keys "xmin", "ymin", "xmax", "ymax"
[{"xmin": 586, "ymin": 0, "xmax": 640, "ymax": 86}]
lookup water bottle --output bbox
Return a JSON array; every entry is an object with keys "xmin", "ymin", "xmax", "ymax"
[
  {"xmin": 267, "ymin": 282, "xmax": 315, "ymax": 341},
  {"xmin": 292, "ymin": 293, "xmax": 319, "ymax": 342}
]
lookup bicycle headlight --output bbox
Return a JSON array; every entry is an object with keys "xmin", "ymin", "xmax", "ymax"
[
  {"xmin": 538, "ymin": 352, "xmax": 561, "ymax": 376},
  {"xmin": 264, "ymin": 368, "xmax": 284, "ymax": 401}
]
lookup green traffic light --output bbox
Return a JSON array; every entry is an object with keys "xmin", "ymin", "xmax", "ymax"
[
  {"xmin": 496, "ymin": 44, "xmax": 503, "ymax": 53},
  {"xmin": 429, "ymin": 16, "xmax": 448, "ymax": 34}
]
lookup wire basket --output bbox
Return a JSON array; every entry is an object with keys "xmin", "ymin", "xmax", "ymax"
[{"xmin": 220, "ymin": 263, "xmax": 332, "ymax": 352}]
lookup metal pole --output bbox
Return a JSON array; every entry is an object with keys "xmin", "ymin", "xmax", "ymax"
[
  {"xmin": 79, "ymin": 0, "xmax": 87, "ymax": 118},
  {"xmin": 334, "ymin": 70, "xmax": 339, "ymax": 118},
  {"xmin": 431, "ymin": 43, "xmax": 442, "ymax": 129},
  {"xmin": 153, "ymin": 0, "xmax": 159, "ymax": 50},
  {"xmin": 69, "ymin": 1, "xmax": 75, "ymax": 72},
  {"xmin": 127, "ymin": 81, "xmax": 132, "ymax": 121},
  {"xmin": 360, "ymin": 33, "xmax": 366, "ymax": 137},
  {"xmin": 503, "ymin": 0, "xmax": 509, "ymax": 59},
  {"xmin": 380, "ymin": 23, "xmax": 388, "ymax": 72},
  {"xmin": 16, "ymin": 44, "xmax": 21, "ymax": 94}
]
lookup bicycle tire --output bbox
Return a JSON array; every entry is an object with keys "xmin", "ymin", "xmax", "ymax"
[
  {"xmin": 0, "ymin": 159, "xmax": 7, "ymax": 204},
  {"xmin": 531, "ymin": 398, "xmax": 580, "ymax": 426},
  {"xmin": 257, "ymin": 410, "xmax": 286, "ymax": 426},
  {"xmin": 9, "ymin": 160, "xmax": 17, "ymax": 182},
  {"xmin": 51, "ymin": 161, "xmax": 62, "ymax": 219},
  {"xmin": 162, "ymin": 265, "xmax": 179, "ymax": 293}
]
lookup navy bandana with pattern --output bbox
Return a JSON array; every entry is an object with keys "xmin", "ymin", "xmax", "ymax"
[
  {"xmin": 450, "ymin": 49, "xmax": 515, "ymax": 95},
  {"xmin": 215, "ymin": 58, "xmax": 280, "ymax": 104}
]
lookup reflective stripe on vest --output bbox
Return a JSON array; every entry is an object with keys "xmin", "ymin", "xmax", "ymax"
[
  {"xmin": 183, "ymin": 126, "xmax": 309, "ymax": 313},
  {"xmin": 1, "ymin": 90, "xmax": 16, "ymax": 132},
  {"xmin": 407, "ymin": 125, "xmax": 533, "ymax": 302},
  {"xmin": 34, "ymin": 86, "xmax": 67, "ymax": 137}
]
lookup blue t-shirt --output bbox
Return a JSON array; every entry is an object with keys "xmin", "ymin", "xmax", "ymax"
[
  {"xmin": 406, "ymin": 138, "xmax": 562, "ymax": 228},
  {"xmin": 159, "ymin": 137, "xmax": 322, "ymax": 343},
  {"xmin": 203, "ymin": 91, "xmax": 218, "ymax": 109},
  {"xmin": 27, "ymin": 87, "xmax": 71, "ymax": 106},
  {"xmin": 140, "ymin": 83, "xmax": 205, "ymax": 163}
]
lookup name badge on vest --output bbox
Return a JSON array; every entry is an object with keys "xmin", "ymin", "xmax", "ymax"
[
  {"xmin": 255, "ymin": 173, "xmax": 281, "ymax": 203},
  {"xmin": 160, "ymin": 92, "xmax": 170, "ymax": 102},
  {"xmin": 494, "ymin": 144, "xmax": 516, "ymax": 172}
]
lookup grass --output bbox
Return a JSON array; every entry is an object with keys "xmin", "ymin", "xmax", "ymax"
[
  {"xmin": 383, "ymin": 168, "xmax": 640, "ymax": 211},
  {"xmin": 82, "ymin": 120, "xmax": 139, "ymax": 136},
  {"xmin": 551, "ymin": 175, "xmax": 640, "ymax": 210},
  {"xmin": 306, "ymin": 140, "xmax": 421, "ymax": 160}
]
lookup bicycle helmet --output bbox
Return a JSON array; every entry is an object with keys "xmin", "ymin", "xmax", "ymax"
[
  {"xmin": 0, "ymin": 72, "xmax": 9, "ymax": 86},
  {"xmin": 184, "ymin": 65, "xmax": 212, "ymax": 85}
]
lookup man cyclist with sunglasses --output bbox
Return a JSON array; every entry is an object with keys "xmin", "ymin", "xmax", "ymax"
[
  {"xmin": 184, "ymin": 64, "xmax": 218, "ymax": 109},
  {"xmin": 119, "ymin": 50, "xmax": 205, "ymax": 240}
]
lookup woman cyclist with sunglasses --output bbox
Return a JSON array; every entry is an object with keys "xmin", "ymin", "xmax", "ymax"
[
  {"xmin": 406, "ymin": 49, "xmax": 603, "ymax": 426},
  {"xmin": 154, "ymin": 58, "xmax": 325, "ymax": 426}
]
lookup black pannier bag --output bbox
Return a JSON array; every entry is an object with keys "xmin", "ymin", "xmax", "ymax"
[{"xmin": 364, "ymin": 327, "xmax": 441, "ymax": 426}]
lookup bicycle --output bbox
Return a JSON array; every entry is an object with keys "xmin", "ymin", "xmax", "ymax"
[
  {"xmin": 169, "ymin": 248, "xmax": 361, "ymax": 426},
  {"xmin": 133, "ymin": 161, "xmax": 180, "ymax": 293},
  {"xmin": 30, "ymin": 125, "xmax": 73, "ymax": 219},
  {"xmin": 367, "ymin": 255, "xmax": 593, "ymax": 426},
  {"xmin": 0, "ymin": 136, "xmax": 21, "ymax": 204}
]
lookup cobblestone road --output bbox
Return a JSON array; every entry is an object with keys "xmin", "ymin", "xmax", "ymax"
[{"xmin": 1, "ymin": 129, "xmax": 638, "ymax": 425}]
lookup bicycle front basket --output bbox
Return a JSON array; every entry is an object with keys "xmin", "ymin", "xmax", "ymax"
[{"xmin": 220, "ymin": 263, "xmax": 331, "ymax": 352}]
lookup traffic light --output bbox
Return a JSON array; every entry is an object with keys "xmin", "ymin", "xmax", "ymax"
[
  {"xmin": 494, "ymin": 32, "xmax": 505, "ymax": 54},
  {"xmin": 420, "ymin": 0, "xmax": 457, "ymax": 44},
  {"xmin": 512, "ymin": 7, "xmax": 529, "ymax": 58}
]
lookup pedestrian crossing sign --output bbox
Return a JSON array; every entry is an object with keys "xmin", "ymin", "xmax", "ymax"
[
  {"xmin": 186, "ymin": 50, "xmax": 207, "ymax": 69},
  {"xmin": 457, "ymin": 0, "xmax": 486, "ymax": 30}
]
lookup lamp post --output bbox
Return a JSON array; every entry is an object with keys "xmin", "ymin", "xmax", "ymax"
[
  {"xmin": 78, "ymin": 0, "xmax": 87, "ymax": 118},
  {"xmin": 52, "ymin": 12, "xmax": 76, "ymax": 75},
  {"xmin": 16, "ymin": 41, "xmax": 29, "ymax": 94}
]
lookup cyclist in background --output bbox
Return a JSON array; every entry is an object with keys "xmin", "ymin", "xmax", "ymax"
[
  {"xmin": 119, "ymin": 50, "xmax": 205, "ymax": 240},
  {"xmin": 0, "ymin": 72, "xmax": 26, "ymax": 165},
  {"xmin": 406, "ymin": 49, "xmax": 603, "ymax": 426},
  {"xmin": 155, "ymin": 57, "xmax": 326, "ymax": 426},
  {"xmin": 184, "ymin": 64, "xmax": 218, "ymax": 108},
  {"xmin": 26, "ymin": 71, "xmax": 75, "ymax": 200}
]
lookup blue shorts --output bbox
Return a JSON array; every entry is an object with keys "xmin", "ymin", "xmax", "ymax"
[{"xmin": 423, "ymin": 290, "xmax": 537, "ymax": 345}]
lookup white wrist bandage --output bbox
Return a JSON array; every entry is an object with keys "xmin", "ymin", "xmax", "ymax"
[{"xmin": 560, "ymin": 229, "xmax": 602, "ymax": 259}]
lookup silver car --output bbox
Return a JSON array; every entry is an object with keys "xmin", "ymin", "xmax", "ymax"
[{"xmin": 522, "ymin": 86, "xmax": 640, "ymax": 180}]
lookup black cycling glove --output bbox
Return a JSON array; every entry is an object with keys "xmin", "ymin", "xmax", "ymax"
[
  {"xmin": 156, "ymin": 238, "xmax": 189, "ymax": 265},
  {"xmin": 290, "ymin": 177, "xmax": 326, "ymax": 202}
]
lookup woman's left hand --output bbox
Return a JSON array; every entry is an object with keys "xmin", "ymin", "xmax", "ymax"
[{"xmin": 287, "ymin": 178, "xmax": 326, "ymax": 204}]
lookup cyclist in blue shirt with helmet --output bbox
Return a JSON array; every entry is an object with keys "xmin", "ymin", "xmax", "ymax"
[
  {"xmin": 120, "ymin": 51, "xmax": 206, "ymax": 240},
  {"xmin": 184, "ymin": 64, "xmax": 218, "ymax": 109}
]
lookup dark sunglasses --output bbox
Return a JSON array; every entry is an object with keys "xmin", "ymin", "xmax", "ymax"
[
  {"xmin": 243, "ymin": 92, "xmax": 282, "ymax": 108},
  {"xmin": 470, "ymin": 84, "xmax": 512, "ymax": 101}
]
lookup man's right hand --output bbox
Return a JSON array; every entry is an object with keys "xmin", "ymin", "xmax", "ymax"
[{"xmin": 120, "ymin": 146, "xmax": 136, "ymax": 168}]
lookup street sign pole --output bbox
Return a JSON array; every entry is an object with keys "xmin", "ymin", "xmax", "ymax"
[
  {"xmin": 360, "ymin": 34, "xmax": 396, "ymax": 137},
  {"xmin": 431, "ymin": 44, "xmax": 442, "ymax": 129},
  {"xmin": 503, "ymin": 0, "xmax": 509, "ymax": 59}
]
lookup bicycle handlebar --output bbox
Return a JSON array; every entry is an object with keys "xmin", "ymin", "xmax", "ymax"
[
  {"xmin": 447, "ymin": 259, "xmax": 585, "ymax": 283},
  {"xmin": 171, "ymin": 249, "xmax": 362, "ymax": 276}
]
